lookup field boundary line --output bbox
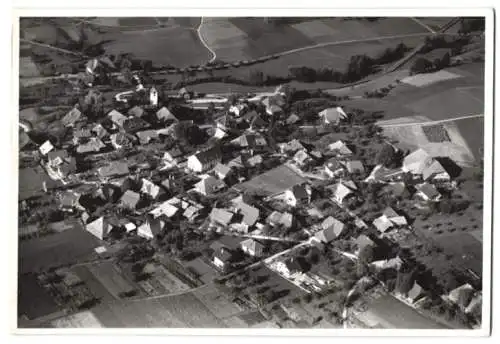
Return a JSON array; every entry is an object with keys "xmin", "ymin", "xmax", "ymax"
[
  {"xmin": 197, "ymin": 17, "xmax": 217, "ymax": 63},
  {"xmin": 20, "ymin": 38, "xmax": 90, "ymax": 58},
  {"xmin": 410, "ymin": 17, "xmax": 436, "ymax": 34},
  {"xmin": 378, "ymin": 114, "xmax": 484, "ymax": 128}
]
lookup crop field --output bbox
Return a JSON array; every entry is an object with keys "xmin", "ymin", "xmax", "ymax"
[
  {"xmin": 18, "ymin": 274, "xmax": 60, "ymax": 320},
  {"xmin": 92, "ymin": 292, "xmax": 227, "ymax": 327},
  {"xmin": 234, "ymin": 164, "xmax": 306, "ymax": 196},
  {"xmin": 359, "ymin": 295, "xmax": 446, "ymax": 329},
  {"xmin": 102, "ymin": 27, "xmax": 210, "ymax": 67},
  {"xmin": 19, "ymin": 225, "xmax": 99, "ymax": 274},
  {"xmin": 198, "ymin": 17, "xmax": 430, "ymax": 62},
  {"xmin": 401, "ymin": 70, "xmax": 463, "ymax": 87}
]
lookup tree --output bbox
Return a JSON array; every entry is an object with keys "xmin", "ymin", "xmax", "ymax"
[
  {"xmin": 396, "ymin": 266, "xmax": 415, "ymax": 295},
  {"xmin": 375, "ymin": 143, "xmax": 396, "ymax": 167},
  {"xmin": 358, "ymin": 245, "xmax": 374, "ymax": 264},
  {"xmin": 410, "ymin": 57, "xmax": 433, "ymax": 75}
]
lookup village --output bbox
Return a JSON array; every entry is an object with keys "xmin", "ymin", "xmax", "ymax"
[{"xmin": 18, "ymin": 41, "xmax": 484, "ymax": 329}]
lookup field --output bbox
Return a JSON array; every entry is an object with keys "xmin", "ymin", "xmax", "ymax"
[
  {"xmin": 91, "ymin": 292, "xmax": 227, "ymax": 327},
  {"xmin": 102, "ymin": 27, "xmax": 211, "ymax": 67},
  {"xmin": 357, "ymin": 294, "xmax": 446, "ymax": 329},
  {"xmin": 19, "ymin": 224, "xmax": 99, "ymax": 274},
  {"xmin": 19, "ymin": 167, "xmax": 62, "ymax": 201},
  {"xmin": 234, "ymin": 164, "xmax": 306, "ymax": 196},
  {"xmin": 200, "ymin": 17, "xmax": 430, "ymax": 62},
  {"xmin": 401, "ymin": 70, "xmax": 463, "ymax": 87}
]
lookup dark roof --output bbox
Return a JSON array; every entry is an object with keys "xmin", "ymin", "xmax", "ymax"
[
  {"xmin": 193, "ymin": 146, "xmax": 222, "ymax": 165},
  {"xmin": 128, "ymin": 106, "xmax": 145, "ymax": 117},
  {"xmin": 47, "ymin": 150, "xmax": 69, "ymax": 162},
  {"xmin": 291, "ymin": 184, "xmax": 309, "ymax": 200},
  {"xmin": 123, "ymin": 117, "xmax": 150, "ymax": 133}
]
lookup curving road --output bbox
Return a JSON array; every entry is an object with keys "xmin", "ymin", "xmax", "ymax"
[
  {"xmin": 196, "ymin": 17, "xmax": 217, "ymax": 63},
  {"xmin": 378, "ymin": 114, "xmax": 484, "ymax": 128}
]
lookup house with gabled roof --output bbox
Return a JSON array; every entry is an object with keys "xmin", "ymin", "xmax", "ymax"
[
  {"xmin": 235, "ymin": 202, "xmax": 260, "ymax": 227},
  {"xmin": 344, "ymin": 160, "xmax": 365, "ymax": 174},
  {"xmin": 209, "ymin": 208, "xmax": 234, "ymax": 227},
  {"xmin": 283, "ymin": 184, "xmax": 312, "ymax": 207},
  {"xmin": 187, "ymin": 146, "xmax": 222, "ymax": 173},
  {"xmin": 227, "ymin": 155, "xmax": 247, "ymax": 169},
  {"xmin": 86, "ymin": 216, "xmax": 113, "ymax": 240},
  {"xmin": 328, "ymin": 140, "xmax": 353, "ymax": 156},
  {"xmin": 156, "ymin": 106, "xmax": 178, "ymax": 123},
  {"xmin": 231, "ymin": 133, "xmax": 267, "ymax": 149},
  {"xmin": 107, "ymin": 109, "xmax": 128, "ymax": 128},
  {"xmin": 422, "ymin": 160, "xmax": 451, "ymax": 182},
  {"xmin": 92, "ymin": 123, "xmax": 109, "ymax": 140},
  {"xmin": 98, "ymin": 161, "xmax": 130, "ymax": 179},
  {"xmin": 278, "ymin": 139, "xmax": 306, "ymax": 154},
  {"xmin": 110, "ymin": 132, "xmax": 133, "ymax": 150},
  {"xmin": 315, "ymin": 216, "xmax": 346, "ymax": 243},
  {"xmin": 324, "ymin": 158, "xmax": 345, "ymax": 178},
  {"xmin": 330, "ymin": 182, "xmax": 355, "ymax": 204},
  {"xmin": 212, "ymin": 245, "xmax": 234, "ymax": 270},
  {"xmin": 447, "ymin": 283, "xmax": 475, "ymax": 310},
  {"xmin": 149, "ymin": 201, "xmax": 179, "ymax": 219},
  {"xmin": 293, "ymin": 149, "xmax": 312, "ymax": 167},
  {"xmin": 372, "ymin": 215, "xmax": 394, "ymax": 233},
  {"xmin": 402, "ymin": 148, "xmax": 434, "ymax": 176},
  {"xmin": 319, "ymin": 107, "xmax": 348, "ymax": 125},
  {"xmin": 213, "ymin": 163, "xmax": 232, "ymax": 180},
  {"xmin": 46, "ymin": 150, "xmax": 77, "ymax": 179},
  {"xmin": 183, "ymin": 203, "xmax": 204, "ymax": 222},
  {"xmin": 240, "ymin": 239, "xmax": 265, "ymax": 257},
  {"xmin": 39, "ymin": 140, "xmax": 54, "ymax": 155},
  {"xmin": 76, "ymin": 137, "xmax": 106, "ymax": 154},
  {"xmin": 123, "ymin": 117, "xmax": 150, "ymax": 134},
  {"xmin": 354, "ymin": 234, "xmax": 376, "ymax": 255},
  {"xmin": 415, "ymin": 183, "xmax": 442, "ymax": 202},
  {"xmin": 120, "ymin": 190, "xmax": 140, "ymax": 209},
  {"xmin": 137, "ymin": 215, "xmax": 164, "ymax": 240},
  {"xmin": 136, "ymin": 130, "xmax": 159, "ymax": 145},
  {"xmin": 140, "ymin": 178, "xmax": 162, "ymax": 199},
  {"xmin": 194, "ymin": 176, "xmax": 226, "ymax": 196},
  {"xmin": 406, "ymin": 281, "xmax": 425, "ymax": 304}
]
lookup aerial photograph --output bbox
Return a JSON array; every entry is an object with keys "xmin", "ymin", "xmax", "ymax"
[{"xmin": 17, "ymin": 16, "xmax": 486, "ymax": 330}]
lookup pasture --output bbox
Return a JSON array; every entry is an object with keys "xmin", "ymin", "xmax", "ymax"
[{"xmin": 455, "ymin": 117, "xmax": 484, "ymax": 161}]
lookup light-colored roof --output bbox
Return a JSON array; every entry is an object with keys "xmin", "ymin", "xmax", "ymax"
[
  {"xmin": 407, "ymin": 282, "xmax": 424, "ymax": 301},
  {"xmin": 293, "ymin": 149, "xmax": 310, "ymax": 165},
  {"xmin": 120, "ymin": 190, "xmax": 140, "ymax": 208},
  {"xmin": 231, "ymin": 134, "xmax": 267, "ymax": 148},
  {"xmin": 403, "ymin": 148, "xmax": 434, "ymax": 175},
  {"xmin": 76, "ymin": 138, "xmax": 106, "ymax": 154},
  {"xmin": 328, "ymin": 140, "xmax": 352, "ymax": 155},
  {"xmin": 266, "ymin": 211, "xmax": 293, "ymax": 228},
  {"xmin": 141, "ymin": 178, "xmax": 161, "ymax": 198},
  {"xmin": 61, "ymin": 108, "xmax": 82, "ymax": 127},
  {"xmin": 422, "ymin": 160, "xmax": 449, "ymax": 180},
  {"xmin": 190, "ymin": 146, "xmax": 222, "ymax": 166},
  {"xmin": 108, "ymin": 109, "xmax": 128, "ymax": 127},
  {"xmin": 240, "ymin": 238, "xmax": 264, "ymax": 254},
  {"xmin": 373, "ymin": 215, "xmax": 393, "ymax": 233},
  {"xmin": 345, "ymin": 160, "xmax": 365, "ymax": 173},
  {"xmin": 150, "ymin": 201, "xmax": 179, "ymax": 218},
  {"xmin": 136, "ymin": 130, "xmax": 159, "ymax": 144},
  {"xmin": 98, "ymin": 161, "xmax": 129, "ymax": 178},
  {"xmin": 128, "ymin": 106, "xmax": 145, "ymax": 117},
  {"xmin": 354, "ymin": 234, "xmax": 375, "ymax": 252},
  {"xmin": 39, "ymin": 140, "xmax": 54, "ymax": 155},
  {"xmin": 316, "ymin": 216, "xmax": 345, "ymax": 242},
  {"xmin": 156, "ymin": 107, "xmax": 178, "ymax": 122},
  {"xmin": 415, "ymin": 183, "xmax": 441, "ymax": 200},
  {"xmin": 86, "ymin": 217, "xmax": 112, "ymax": 240},
  {"xmin": 194, "ymin": 176, "xmax": 226, "ymax": 195},
  {"xmin": 236, "ymin": 202, "xmax": 260, "ymax": 226},
  {"xmin": 214, "ymin": 163, "xmax": 232, "ymax": 178},
  {"xmin": 319, "ymin": 107, "xmax": 348, "ymax": 123},
  {"xmin": 209, "ymin": 208, "xmax": 234, "ymax": 226},
  {"xmin": 331, "ymin": 182, "xmax": 353, "ymax": 202}
]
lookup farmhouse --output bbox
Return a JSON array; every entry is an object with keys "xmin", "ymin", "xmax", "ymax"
[
  {"xmin": 235, "ymin": 202, "xmax": 260, "ymax": 227},
  {"xmin": 447, "ymin": 283, "xmax": 475, "ymax": 310},
  {"xmin": 211, "ymin": 243, "xmax": 234, "ymax": 270},
  {"xmin": 136, "ymin": 130, "xmax": 159, "ymax": 145},
  {"xmin": 163, "ymin": 147, "xmax": 184, "ymax": 164},
  {"xmin": 231, "ymin": 133, "xmax": 267, "ymax": 149},
  {"xmin": 329, "ymin": 182, "xmax": 355, "ymax": 204},
  {"xmin": 343, "ymin": 160, "xmax": 365, "ymax": 174},
  {"xmin": 123, "ymin": 117, "xmax": 150, "ymax": 134},
  {"xmin": 402, "ymin": 148, "xmax": 434, "ymax": 176},
  {"xmin": 213, "ymin": 163, "xmax": 232, "ymax": 180},
  {"xmin": 293, "ymin": 149, "xmax": 312, "ymax": 167},
  {"xmin": 209, "ymin": 208, "xmax": 234, "ymax": 227},
  {"xmin": 39, "ymin": 140, "xmax": 54, "ymax": 155},
  {"xmin": 266, "ymin": 211, "xmax": 294, "ymax": 229},
  {"xmin": 149, "ymin": 201, "xmax": 179, "ymax": 219},
  {"xmin": 140, "ymin": 178, "xmax": 162, "ymax": 199},
  {"xmin": 406, "ymin": 282, "xmax": 425, "ymax": 304},
  {"xmin": 275, "ymin": 184, "xmax": 311, "ymax": 207},
  {"xmin": 318, "ymin": 107, "xmax": 348, "ymax": 125},
  {"xmin": 324, "ymin": 158, "xmax": 345, "ymax": 178},
  {"xmin": 110, "ymin": 132, "xmax": 133, "ymax": 150},
  {"xmin": 276, "ymin": 256, "xmax": 309, "ymax": 278},
  {"xmin": 422, "ymin": 160, "xmax": 451, "ymax": 181},
  {"xmin": 187, "ymin": 146, "xmax": 222, "ymax": 173},
  {"xmin": 354, "ymin": 234, "xmax": 376, "ymax": 255}
]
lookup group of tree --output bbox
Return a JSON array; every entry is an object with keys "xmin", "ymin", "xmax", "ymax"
[{"xmin": 410, "ymin": 52, "xmax": 451, "ymax": 75}]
